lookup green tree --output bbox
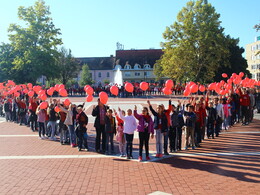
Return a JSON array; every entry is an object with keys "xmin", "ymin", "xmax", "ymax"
[
  {"xmin": 214, "ymin": 36, "xmax": 250, "ymax": 81},
  {"xmin": 8, "ymin": 0, "xmax": 62, "ymax": 84},
  {"xmin": 55, "ymin": 47, "xmax": 80, "ymax": 85},
  {"xmin": 79, "ymin": 64, "xmax": 93, "ymax": 86},
  {"xmin": 155, "ymin": 0, "xmax": 229, "ymax": 83},
  {"xmin": 0, "ymin": 43, "xmax": 16, "ymax": 82}
]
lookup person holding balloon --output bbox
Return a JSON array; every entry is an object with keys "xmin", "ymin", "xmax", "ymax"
[
  {"xmin": 134, "ymin": 105, "xmax": 154, "ymax": 162},
  {"xmin": 92, "ymin": 98, "xmax": 109, "ymax": 153},
  {"xmin": 47, "ymin": 104, "xmax": 58, "ymax": 141}
]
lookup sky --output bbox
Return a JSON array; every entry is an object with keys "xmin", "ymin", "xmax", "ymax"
[{"xmin": 0, "ymin": 0, "xmax": 259, "ymax": 58}]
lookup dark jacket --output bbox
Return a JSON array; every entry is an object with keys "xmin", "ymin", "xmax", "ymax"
[
  {"xmin": 76, "ymin": 111, "xmax": 88, "ymax": 133},
  {"xmin": 206, "ymin": 107, "xmax": 217, "ymax": 123},
  {"xmin": 171, "ymin": 111, "xmax": 179, "ymax": 127},
  {"xmin": 105, "ymin": 116, "xmax": 116, "ymax": 134},
  {"xmin": 184, "ymin": 111, "xmax": 196, "ymax": 128},
  {"xmin": 4, "ymin": 102, "xmax": 10, "ymax": 112},
  {"xmin": 92, "ymin": 105, "xmax": 109, "ymax": 128},
  {"xmin": 149, "ymin": 105, "xmax": 168, "ymax": 133}
]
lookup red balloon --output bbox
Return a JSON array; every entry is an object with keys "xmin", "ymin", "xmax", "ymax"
[
  {"xmin": 40, "ymin": 94, "xmax": 47, "ymax": 101},
  {"xmin": 183, "ymin": 89, "xmax": 190, "ymax": 96},
  {"xmin": 47, "ymin": 89, "xmax": 53, "ymax": 96},
  {"xmin": 190, "ymin": 84, "xmax": 199, "ymax": 93},
  {"xmin": 222, "ymin": 73, "xmax": 228, "ymax": 78},
  {"xmin": 199, "ymin": 85, "xmax": 205, "ymax": 92},
  {"xmin": 84, "ymin": 85, "xmax": 91, "ymax": 92},
  {"xmin": 27, "ymin": 83, "xmax": 33, "ymax": 89},
  {"xmin": 54, "ymin": 106, "xmax": 61, "ymax": 113},
  {"xmin": 39, "ymin": 102, "xmax": 48, "ymax": 109},
  {"xmin": 140, "ymin": 82, "xmax": 149, "ymax": 91},
  {"xmin": 59, "ymin": 88, "xmax": 68, "ymax": 97},
  {"xmin": 125, "ymin": 83, "xmax": 134, "ymax": 93},
  {"xmin": 59, "ymin": 84, "xmax": 65, "ymax": 89},
  {"xmin": 86, "ymin": 87, "xmax": 94, "ymax": 95},
  {"xmin": 239, "ymin": 72, "xmax": 244, "ymax": 78},
  {"xmin": 99, "ymin": 92, "xmax": 108, "ymax": 104},
  {"xmin": 86, "ymin": 95, "xmax": 93, "ymax": 102},
  {"xmin": 14, "ymin": 92, "xmax": 20, "ymax": 97},
  {"xmin": 54, "ymin": 84, "xmax": 60, "ymax": 91},
  {"xmin": 165, "ymin": 80, "xmax": 173, "ymax": 89},
  {"xmin": 110, "ymin": 86, "xmax": 119, "ymax": 96},
  {"xmin": 28, "ymin": 91, "xmax": 34, "ymax": 97},
  {"xmin": 208, "ymin": 83, "xmax": 216, "ymax": 91},
  {"xmin": 23, "ymin": 89, "xmax": 29, "ymax": 94},
  {"xmin": 64, "ymin": 98, "xmax": 70, "ymax": 106},
  {"xmin": 163, "ymin": 87, "xmax": 172, "ymax": 95},
  {"xmin": 38, "ymin": 90, "xmax": 46, "ymax": 95}
]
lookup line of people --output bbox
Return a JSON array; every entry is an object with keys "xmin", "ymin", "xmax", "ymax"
[{"xmin": 0, "ymin": 87, "xmax": 258, "ymax": 162}]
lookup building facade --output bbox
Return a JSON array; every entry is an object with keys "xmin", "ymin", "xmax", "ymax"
[
  {"xmin": 76, "ymin": 56, "xmax": 115, "ymax": 86},
  {"xmin": 245, "ymin": 36, "xmax": 260, "ymax": 81},
  {"xmin": 114, "ymin": 49, "xmax": 164, "ymax": 83}
]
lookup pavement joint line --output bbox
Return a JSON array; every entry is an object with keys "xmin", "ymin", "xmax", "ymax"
[
  {"xmin": 0, "ymin": 151, "xmax": 259, "ymax": 160},
  {"xmin": 221, "ymin": 131, "xmax": 260, "ymax": 134}
]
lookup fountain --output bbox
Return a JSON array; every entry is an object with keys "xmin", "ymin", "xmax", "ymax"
[{"xmin": 113, "ymin": 59, "xmax": 123, "ymax": 87}]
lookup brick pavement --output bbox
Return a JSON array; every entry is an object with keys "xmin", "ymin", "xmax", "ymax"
[{"xmin": 0, "ymin": 98, "xmax": 260, "ymax": 194}]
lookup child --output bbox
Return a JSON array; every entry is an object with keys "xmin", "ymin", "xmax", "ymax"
[
  {"xmin": 114, "ymin": 109, "xmax": 126, "ymax": 157},
  {"xmin": 75, "ymin": 105, "xmax": 89, "ymax": 151},
  {"xmin": 118, "ymin": 107, "xmax": 137, "ymax": 159},
  {"xmin": 105, "ymin": 109, "xmax": 116, "ymax": 155},
  {"xmin": 36, "ymin": 106, "xmax": 47, "ymax": 139}
]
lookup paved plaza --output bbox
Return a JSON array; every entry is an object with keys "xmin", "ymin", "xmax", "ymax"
[{"xmin": 0, "ymin": 97, "xmax": 259, "ymax": 195}]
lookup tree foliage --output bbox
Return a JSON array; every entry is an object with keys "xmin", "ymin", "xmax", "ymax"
[
  {"xmin": 155, "ymin": 0, "xmax": 229, "ymax": 83},
  {"xmin": 8, "ymin": 0, "xmax": 62, "ymax": 84},
  {"xmin": 214, "ymin": 36, "xmax": 250, "ymax": 81},
  {"xmin": 79, "ymin": 64, "xmax": 93, "ymax": 86},
  {"xmin": 55, "ymin": 47, "xmax": 80, "ymax": 85}
]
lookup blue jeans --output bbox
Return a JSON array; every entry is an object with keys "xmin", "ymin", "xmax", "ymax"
[
  {"xmin": 68, "ymin": 125, "xmax": 76, "ymax": 145},
  {"xmin": 155, "ymin": 129, "xmax": 163, "ymax": 154},
  {"xmin": 47, "ymin": 121, "xmax": 56, "ymax": 138},
  {"xmin": 38, "ymin": 122, "xmax": 45, "ymax": 137},
  {"xmin": 106, "ymin": 132, "xmax": 114, "ymax": 153},
  {"xmin": 75, "ymin": 130, "xmax": 88, "ymax": 149}
]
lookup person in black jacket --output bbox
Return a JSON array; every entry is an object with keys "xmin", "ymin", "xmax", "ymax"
[
  {"xmin": 169, "ymin": 104, "xmax": 179, "ymax": 152},
  {"xmin": 4, "ymin": 100, "xmax": 11, "ymax": 122},
  {"xmin": 147, "ymin": 100, "xmax": 168, "ymax": 158},
  {"xmin": 76, "ymin": 105, "xmax": 89, "ymax": 151},
  {"xmin": 92, "ymin": 98, "xmax": 109, "ymax": 153},
  {"xmin": 206, "ymin": 101, "xmax": 217, "ymax": 139},
  {"xmin": 104, "ymin": 109, "xmax": 116, "ymax": 155}
]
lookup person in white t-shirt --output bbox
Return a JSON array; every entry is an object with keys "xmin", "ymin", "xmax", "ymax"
[{"xmin": 118, "ymin": 107, "xmax": 137, "ymax": 159}]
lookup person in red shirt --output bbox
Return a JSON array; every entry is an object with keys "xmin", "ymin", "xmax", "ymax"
[
  {"xmin": 28, "ymin": 97, "xmax": 38, "ymax": 131},
  {"xmin": 240, "ymin": 88, "xmax": 250, "ymax": 125},
  {"xmin": 18, "ymin": 98, "xmax": 27, "ymax": 125}
]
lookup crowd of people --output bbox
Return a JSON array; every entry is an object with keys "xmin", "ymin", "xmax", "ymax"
[{"xmin": 0, "ymin": 87, "xmax": 260, "ymax": 161}]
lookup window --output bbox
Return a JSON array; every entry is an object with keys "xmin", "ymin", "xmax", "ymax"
[
  {"xmin": 124, "ymin": 65, "xmax": 131, "ymax": 69},
  {"xmin": 125, "ymin": 72, "xmax": 131, "ymax": 77},
  {"xmin": 252, "ymin": 74, "xmax": 256, "ymax": 79},
  {"xmin": 106, "ymin": 72, "xmax": 110, "ymax": 77},
  {"xmin": 144, "ymin": 64, "xmax": 151, "ymax": 69},
  {"xmin": 90, "ymin": 73, "xmax": 92, "ymax": 78},
  {"xmin": 257, "ymin": 73, "xmax": 260, "ymax": 80},
  {"xmin": 144, "ymin": 71, "xmax": 150, "ymax": 77},
  {"xmin": 135, "ymin": 72, "xmax": 141, "ymax": 76},
  {"xmin": 98, "ymin": 72, "xmax": 101, "ymax": 78},
  {"xmin": 134, "ymin": 63, "xmax": 141, "ymax": 69}
]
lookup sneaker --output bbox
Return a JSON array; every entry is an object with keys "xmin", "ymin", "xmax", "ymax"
[
  {"xmin": 138, "ymin": 156, "xmax": 143, "ymax": 162},
  {"xmin": 78, "ymin": 148, "xmax": 82, "ymax": 151},
  {"xmin": 41, "ymin": 136, "xmax": 46, "ymax": 139},
  {"xmin": 146, "ymin": 156, "xmax": 151, "ymax": 161},
  {"xmin": 130, "ymin": 155, "xmax": 133, "ymax": 159},
  {"xmin": 185, "ymin": 146, "xmax": 188, "ymax": 150},
  {"xmin": 192, "ymin": 146, "xmax": 195, "ymax": 150},
  {"xmin": 164, "ymin": 151, "xmax": 169, "ymax": 155},
  {"xmin": 126, "ymin": 156, "xmax": 130, "ymax": 159},
  {"xmin": 84, "ymin": 148, "xmax": 89, "ymax": 152},
  {"xmin": 38, "ymin": 137, "xmax": 43, "ymax": 140},
  {"xmin": 155, "ymin": 154, "xmax": 160, "ymax": 158},
  {"xmin": 159, "ymin": 154, "xmax": 163, "ymax": 158}
]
